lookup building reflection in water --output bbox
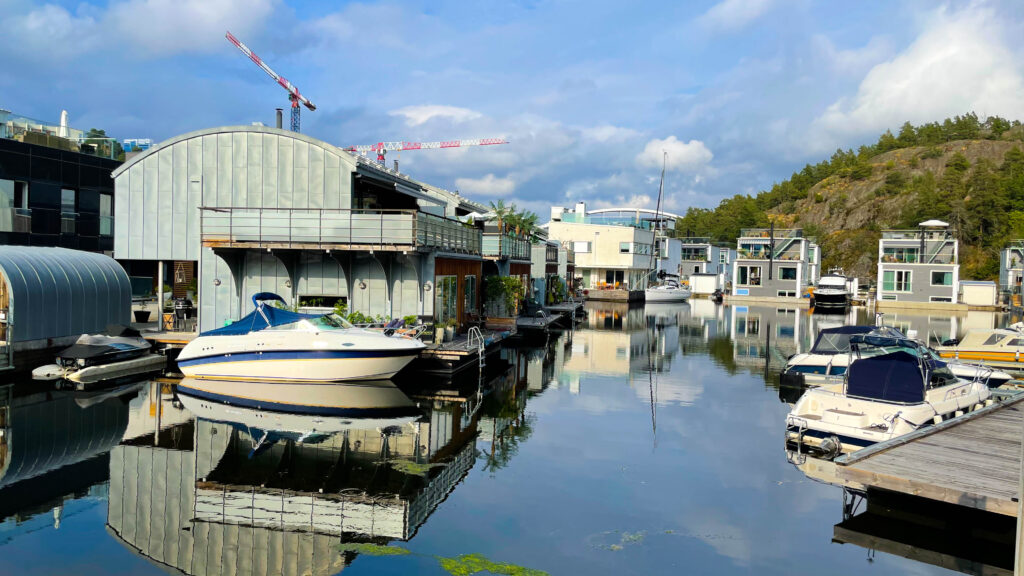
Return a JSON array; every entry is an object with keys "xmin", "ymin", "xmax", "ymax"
[{"xmin": 104, "ymin": 368, "xmax": 535, "ymax": 576}]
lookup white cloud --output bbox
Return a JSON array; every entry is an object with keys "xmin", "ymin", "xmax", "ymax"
[
  {"xmin": 812, "ymin": 34, "xmax": 893, "ymax": 75},
  {"xmin": 390, "ymin": 105, "xmax": 483, "ymax": 127},
  {"xmin": 454, "ymin": 173, "xmax": 516, "ymax": 197},
  {"xmin": 810, "ymin": 5, "xmax": 1024, "ymax": 149},
  {"xmin": 580, "ymin": 124, "xmax": 641, "ymax": 143},
  {"xmin": 698, "ymin": 0, "xmax": 776, "ymax": 32},
  {"xmin": 636, "ymin": 136, "xmax": 713, "ymax": 172},
  {"xmin": 3, "ymin": 4, "xmax": 100, "ymax": 59},
  {"xmin": 109, "ymin": 0, "xmax": 275, "ymax": 55}
]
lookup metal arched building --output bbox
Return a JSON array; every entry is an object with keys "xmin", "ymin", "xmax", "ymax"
[{"xmin": 0, "ymin": 246, "xmax": 131, "ymax": 370}]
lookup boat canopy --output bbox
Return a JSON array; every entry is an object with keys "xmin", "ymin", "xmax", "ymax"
[
  {"xmin": 809, "ymin": 326, "xmax": 876, "ymax": 354},
  {"xmin": 846, "ymin": 350, "xmax": 926, "ymax": 403},
  {"xmin": 201, "ymin": 293, "xmax": 322, "ymax": 336}
]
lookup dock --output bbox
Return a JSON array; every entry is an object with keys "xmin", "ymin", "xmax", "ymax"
[
  {"xmin": 414, "ymin": 329, "xmax": 509, "ymax": 374},
  {"xmin": 835, "ymin": 392, "xmax": 1024, "ymax": 516},
  {"xmin": 516, "ymin": 314, "xmax": 561, "ymax": 332}
]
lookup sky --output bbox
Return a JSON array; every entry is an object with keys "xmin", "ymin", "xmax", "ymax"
[{"xmin": 2, "ymin": 0, "xmax": 1024, "ymax": 217}]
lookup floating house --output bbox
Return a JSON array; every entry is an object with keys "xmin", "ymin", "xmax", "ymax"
[
  {"xmin": 112, "ymin": 126, "xmax": 497, "ymax": 333},
  {"xmin": 546, "ymin": 203, "xmax": 660, "ymax": 291},
  {"xmin": 730, "ymin": 228, "xmax": 817, "ymax": 302},
  {"xmin": 999, "ymin": 239, "xmax": 1024, "ymax": 301},
  {"xmin": 678, "ymin": 237, "xmax": 736, "ymax": 294},
  {"xmin": 876, "ymin": 220, "xmax": 959, "ymax": 309},
  {"xmin": 0, "ymin": 246, "xmax": 131, "ymax": 371},
  {"xmin": 530, "ymin": 238, "xmax": 560, "ymax": 303}
]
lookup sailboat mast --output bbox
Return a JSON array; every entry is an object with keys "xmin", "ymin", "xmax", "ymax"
[{"xmin": 649, "ymin": 151, "xmax": 666, "ymax": 274}]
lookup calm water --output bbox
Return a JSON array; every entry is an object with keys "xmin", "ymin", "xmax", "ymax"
[{"xmin": 0, "ymin": 302, "xmax": 1017, "ymax": 575}]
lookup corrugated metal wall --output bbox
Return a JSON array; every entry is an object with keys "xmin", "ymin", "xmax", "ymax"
[
  {"xmin": 113, "ymin": 127, "xmax": 355, "ymax": 262},
  {"xmin": 0, "ymin": 246, "xmax": 131, "ymax": 343},
  {"xmin": 350, "ymin": 256, "xmax": 388, "ymax": 318}
]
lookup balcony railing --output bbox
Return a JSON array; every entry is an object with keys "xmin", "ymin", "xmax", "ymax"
[
  {"xmin": 736, "ymin": 249, "xmax": 804, "ymax": 261},
  {"xmin": 739, "ymin": 228, "xmax": 802, "ymax": 239},
  {"xmin": 60, "ymin": 212, "xmax": 77, "ymax": 235},
  {"xmin": 12, "ymin": 208, "xmax": 31, "ymax": 233},
  {"xmin": 200, "ymin": 207, "xmax": 481, "ymax": 254},
  {"xmin": 482, "ymin": 232, "xmax": 531, "ymax": 260},
  {"xmin": 882, "ymin": 229, "xmax": 954, "ymax": 240},
  {"xmin": 880, "ymin": 253, "xmax": 956, "ymax": 265}
]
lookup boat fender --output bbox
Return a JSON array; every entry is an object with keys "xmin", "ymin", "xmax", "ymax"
[
  {"xmin": 819, "ymin": 436, "xmax": 841, "ymax": 458},
  {"xmin": 933, "ymin": 414, "xmax": 943, "ymax": 425}
]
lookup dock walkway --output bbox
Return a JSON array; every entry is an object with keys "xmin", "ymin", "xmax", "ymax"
[{"xmin": 835, "ymin": 393, "xmax": 1024, "ymax": 516}]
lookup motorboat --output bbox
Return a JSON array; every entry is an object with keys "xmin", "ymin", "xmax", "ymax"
[
  {"xmin": 812, "ymin": 269, "xmax": 853, "ymax": 309},
  {"xmin": 781, "ymin": 326, "xmax": 1014, "ymax": 389},
  {"xmin": 176, "ymin": 293, "xmax": 426, "ymax": 382},
  {"xmin": 645, "ymin": 277, "xmax": 692, "ymax": 302},
  {"xmin": 32, "ymin": 325, "xmax": 166, "ymax": 388},
  {"xmin": 934, "ymin": 323, "xmax": 1024, "ymax": 372},
  {"xmin": 785, "ymin": 328, "xmax": 992, "ymax": 457}
]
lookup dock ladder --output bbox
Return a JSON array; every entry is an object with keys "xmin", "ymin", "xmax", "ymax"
[{"xmin": 467, "ymin": 326, "xmax": 486, "ymax": 372}]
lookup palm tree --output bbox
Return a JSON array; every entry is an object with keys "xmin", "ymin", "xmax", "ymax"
[
  {"xmin": 518, "ymin": 210, "xmax": 539, "ymax": 240},
  {"xmin": 489, "ymin": 200, "xmax": 511, "ymax": 232}
]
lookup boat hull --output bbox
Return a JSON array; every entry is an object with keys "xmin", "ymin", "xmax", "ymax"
[
  {"xmin": 644, "ymin": 288, "xmax": 691, "ymax": 302},
  {"xmin": 178, "ymin": 349, "xmax": 419, "ymax": 382},
  {"xmin": 812, "ymin": 290, "xmax": 849, "ymax": 309}
]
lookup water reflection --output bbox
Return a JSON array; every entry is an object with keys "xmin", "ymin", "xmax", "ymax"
[{"xmin": 0, "ymin": 300, "xmax": 1020, "ymax": 575}]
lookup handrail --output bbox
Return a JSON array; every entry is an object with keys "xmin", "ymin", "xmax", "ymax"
[{"xmin": 199, "ymin": 206, "xmax": 481, "ymax": 253}]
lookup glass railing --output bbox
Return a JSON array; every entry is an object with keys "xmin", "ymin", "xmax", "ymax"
[
  {"xmin": 739, "ymin": 228, "xmax": 802, "ymax": 239},
  {"xmin": 482, "ymin": 232, "xmax": 531, "ymax": 260},
  {"xmin": 200, "ymin": 207, "xmax": 482, "ymax": 254}
]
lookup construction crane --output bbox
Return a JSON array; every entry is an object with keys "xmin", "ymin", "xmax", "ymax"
[
  {"xmin": 225, "ymin": 31, "xmax": 315, "ymax": 133},
  {"xmin": 344, "ymin": 138, "xmax": 509, "ymax": 164}
]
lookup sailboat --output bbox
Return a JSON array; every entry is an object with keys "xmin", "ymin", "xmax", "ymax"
[{"xmin": 645, "ymin": 152, "xmax": 690, "ymax": 303}]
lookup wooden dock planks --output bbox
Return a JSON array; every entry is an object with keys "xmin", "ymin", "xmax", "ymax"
[{"xmin": 836, "ymin": 395, "xmax": 1024, "ymax": 516}]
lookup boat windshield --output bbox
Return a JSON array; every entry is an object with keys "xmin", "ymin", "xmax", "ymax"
[{"xmin": 265, "ymin": 314, "xmax": 355, "ymax": 332}]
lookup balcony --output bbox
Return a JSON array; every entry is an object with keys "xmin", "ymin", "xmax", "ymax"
[
  {"xmin": 11, "ymin": 208, "xmax": 30, "ymax": 233},
  {"xmin": 546, "ymin": 243, "xmax": 558, "ymax": 263},
  {"xmin": 739, "ymin": 228, "xmax": 802, "ymax": 239},
  {"xmin": 482, "ymin": 232, "xmax": 531, "ymax": 260},
  {"xmin": 200, "ymin": 207, "xmax": 481, "ymax": 254},
  {"xmin": 60, "ymin": 212, "xmax": 77, "ymax": 235}
]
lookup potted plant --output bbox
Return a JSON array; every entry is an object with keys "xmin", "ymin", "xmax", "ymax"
[
  {"xmin": 484, "ymin": 276, "xmax": 524, "ymax": 331},
  {"xmin": 445, "ymin": 318, "xmax": 457, "ymax": 342}
]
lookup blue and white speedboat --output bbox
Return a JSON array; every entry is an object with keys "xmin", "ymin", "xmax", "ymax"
[
  {"xmin": 785, "ymin": 328, "xmax": 991, "ymax": 457},
  {"xmin": 176, "ymin": 293, "xmax": 425, "ymax": 382}
]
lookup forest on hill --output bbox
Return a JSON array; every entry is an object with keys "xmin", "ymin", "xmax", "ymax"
[{"xmin": 674, "ymin": 113, "xmax": 1024, "ymax": 281}]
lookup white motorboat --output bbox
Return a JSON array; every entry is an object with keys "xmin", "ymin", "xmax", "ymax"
[
  {"xmin": 785, "ymin": 328, "xmax": 992, "ymax": 457},
  {"xmin": 32, "ymin": 325, "xmax": 166, "ymax": 387},
  {"xmin": 812, "ymin": 269, "xmax": 853, "ymax": 309},
  {"xmin": 781, "ymin": 326, "xmax": 1014, "ymax": 388},
  {"xmin": 176, "ymin": 293, "xmax": 425, "ymax": 382},
  {"xmin": 645, "ymin": 278, "xmax": 692, "ymax": 302},
  {"xmin": 934, "ymin": 323, "xmax": 1024, "ymax": 372}
]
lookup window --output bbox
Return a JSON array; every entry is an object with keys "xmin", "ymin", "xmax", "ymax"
[
  {"xmin": 61, "ymin": 188, "xmax": 76, "ymax": 235},
  {"xmin": 777, "ymin": 291, "xmax": 796, "ymax": 297},
  {"xmin": 929, "ymin": 296, "xmax": 951, "ymax": 302},
  {"xmin": 99, "ymin": 193, "xmax": 113, "ymax": 236},
  {"xmin": 720, "ymin": 251, "xmax": 728, "ymax": 263},
  {"xmin": 693, "ymin": 265, "xmax": 701, "ymax": 273},
  {"xmin": 931, "ymin": 271, "xmax": 952, "ymax": 286},
  {"xmin": 882, "ymin": 270, "xmax": 911, "ymax": 292},
  {"xmin": 619, "ymin": 242, "xmax": 631, "ymax": 254},
  {"xmin": 983, "ymin": 334, "xmax": 1007, "ymax": 346},
  {"xmin": 1007, "ymin": 339, "xmax": 1024, "ymax": 347},
  {"xmin": 737, "ymin": 265, "xmax": 761, "ymax": 286},
  {"xmin": 434, "ymin": 275, "xmax": 458, "ymax": 325},
  {"xmin": 464, "ymin": 275, "xmax": 477, "ymax": 316},
  {"xmin": 883, "ymin": 247, "xmax": 919, "ymax": 263},
  {"xmin": 780, "ymin": 267, "xmax": 797, "ymax": 280},
  {"xmin": 572, "ymin": 241, "xmax": 591, "ymax": 254}
]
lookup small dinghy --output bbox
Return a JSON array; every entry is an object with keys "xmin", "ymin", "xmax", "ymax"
[{"xmin": 32, "ymin": 325, "xmax": 165, "ymax": 388}]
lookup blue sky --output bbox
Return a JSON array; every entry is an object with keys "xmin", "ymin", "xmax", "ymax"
[{"xmin": 2, "ymin": 0, "xmax": 1024, "ymax": 216}]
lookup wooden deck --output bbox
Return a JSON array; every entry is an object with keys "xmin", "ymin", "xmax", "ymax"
[
  {"xmin": 141, "ymin": 331, "xmax": 198, "ymax": 346},
  {"xmin": 835, "ymin": 393, "xmax": 1024, "ymax": 516},
  {"xmin": 516, "ymin": 315, "xmax": 561, "ymax": 331}
]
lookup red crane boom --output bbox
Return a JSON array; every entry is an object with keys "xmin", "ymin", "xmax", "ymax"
[
  {"xmin": 344, "ymin": 138, "xmax": 508, "ymax": 163},
  {"xmin": 226, "ymin": 31, "xmax": 315, "ymax": 132}
]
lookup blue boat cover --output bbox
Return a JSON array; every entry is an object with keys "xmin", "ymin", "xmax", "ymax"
[
  {"xmin": 201, "ymin": 293, "xmax": 321, "ymax": 336},
  {"xmin": 846, "ymin": 350, "xmax": 925, "ymax": 403}
]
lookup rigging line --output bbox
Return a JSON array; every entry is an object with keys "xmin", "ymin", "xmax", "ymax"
[{"xmin": 648, "ymin": 151, "xmax": 667, "ymax": 276}]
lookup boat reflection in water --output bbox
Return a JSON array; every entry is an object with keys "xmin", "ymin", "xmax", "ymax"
[{"xmin": 106, "ymin": 377, "xmax": 484, "ymax": 575}]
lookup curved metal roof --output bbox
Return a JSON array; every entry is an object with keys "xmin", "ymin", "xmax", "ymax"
[{"xmin": 0, "ymin": 246, "xmax": 131, "ymax": 343}]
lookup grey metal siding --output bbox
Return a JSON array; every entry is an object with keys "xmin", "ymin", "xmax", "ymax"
[
  {"xmin": 112, "ymin": 126, "xmax": 357, "ymax": 262},
  {"xmin": 878, "ymin": 263, "xmax": 957, "ymax": 301},
  {"xmin": 350, "ymin": 256, "xmax": 388, "ymax": 317},
  {"xmin": 0, "ymin": 246, "xmax": 130, "ymax": 342}
]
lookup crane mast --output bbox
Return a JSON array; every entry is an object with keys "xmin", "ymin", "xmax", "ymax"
[{"xmin": 226, "ymin": 31, "xmax": 316, "ymax": 132}]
